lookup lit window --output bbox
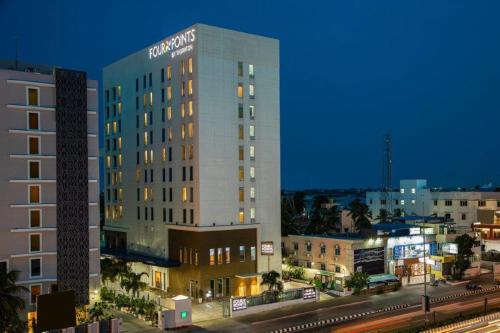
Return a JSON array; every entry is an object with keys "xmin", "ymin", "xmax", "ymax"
[
  {"xmin": 250, "ymin": 167, "xmax": 255, "ymax": 180},
  {"xmin": 239, "ymin": 209, "xmax": 244, "ymax": 223},
  {"xmin": 182, "ymin": 187, "xmax": 187, "ymax": 202},
  {"xmin": 143, "ymin": 94, "xmax": 147, "ymax": 107},
  {"xmin": 249, "ymin": 125, "xmax": 255, "ymax": 138},
  {"xmin": 118, "ymin": 137, "xmax": 122, "ymax": 149},
  {"xmin": 113, "ymin": 121, "xmax": 117, "ymax": 133},
  {"xmin": 239, "ymin": 166, "xmax": 244, "ymax": 181},
  {"xmin": 249, "ymin": 146, "xmax": 255, "ymax": 159},
  {"xmin": 249, "ymin": 105, "xmax": 255, "ymax": 119},
  {"xmin": 249, "ymin": 84, "xmax": 255, "ymax": 97},
  {"xmin": 167, "ymin": 65, "xmax": 172, "ymax": 80},
  {"xmin": 188, "ymin": 57, "xmax": 193, "ymax": 74},
  {"xmin": 106, "ymin": 123, "xmax": 110, "ymax": 135},
  {"xmin": 209, "ymin": 249, "xmax": 215, "ymax": 266},
  {"xmin": 237, "ymin": 83, "xmax": 243, "ymax": 98},
  {"xmin": 27, "ymin": 88, "xmax": 39, "ymax": 106},
  {"xmin": 181, "ymin": 124, "xmax": 185, "ymax": 140},
  {"xmin": 401, "ymin": 200, "xmax": 405, "ymax": 205},
  {"xmin": 117, "ymin": 102, "xmax": 122, "ymax": 114},
  {"xmin": 30, "ymin": 284, "xmax": 41, "ymax": 304},
  {"xmin": 181, "ymin": 82, "xmax": 185, "ymax": 96},
  {"xmin": 249, "ymin": 64, "xmax": 254, "ymax": 77},
  {"xmin": 180, "ymin": 60, "xmax": 185, "ymax": 75},
  {"xmin": 188, "ymin": 123, "xmax": 193, "ymax": 138},
  {"xmin": 181, "ymin": 103, "xmax": 185, "ymax": 118},
  {"xmin": 250, "ymin": 207, "xmax": 255, "ymax": 220},
  {"xmin": 182, "ymin": 145, "xmax": 186, "ymax": 160},
  {"xmin": 400, "ymin": 189, "xmax": 405, "ymax": 194},
  {"xmin": 167, "ymin": 106, "xmax": 172, "ymax": 120},
  {"xmin": 188, "ymin": 101, "xmax": 193, "ymax": 116},
  {"xmin": 29, "ymin": 185, "xmax": 40, "ymax": 204},
  {"xmin": 144, "ymin": 131, "xmax": 148, "ymax": 145},
  {"xmin": 251, "ymin": 246, "xmax": 256, "ymax": 260},
  {"xmin": 150, "ymin": 149, "xmax": 154, "ymax": 163},
  {"xmin": 117, "ymin": 154, "xmax": 122, "ymax": 166},
  {"xmin": 144, "ymin": 188, "xmax": 148, "ymax": 201},
  {"xmin": 239, "ymin": 188, "xmax": 244, "ymax": 202},
  {"xmin": 250, "ymin": 187, "xmax": 255, "ymax": 199},
  {"xmin": 189, "ymin": 145, "xmax": 193, "ymax": 160},
  {"xmin": 106, "ymin": 155, "xmax": 111, "ymax": 168},
  {"xmin": 411, "ymin": 199, "xmax": 416, "ymax": 204},
  {"xmin": 162, "ymin": 147, "xmax": 166, "ymax": 161},
  {"xmin": 167, "ymin": 86, "xmax": 172, "ymax": 100},
  {"xmin": 411, "ymin": 188, "xmax": 416, "ymax": 194},
  {"xmin": 188, "ymin": 80, "xmax": 193, "ymax": 95},
  {"xmin": 149, "ymin": 92, "xmax": 153, "ymax": 106},
  {"xmin": 239, "ymin": 246, "xmax": 245, "ymax": 261},
  {"xmin": 168, "ymin": 128, "xmax": 173, "ymax": 141},
  {"xmin": 217, "ymin": 248, "xmax": 223, "ymax": 265},
  {"xmin": 144, "ymin": 150, "xmax": 148, "ymax": 164},
  {"xmin": 28, "ymin": 112, "xmax": 39, "ymax": 130},
  {"xmin": 144, "ymin": 113, "xmax": 148, "ymax": 126}
]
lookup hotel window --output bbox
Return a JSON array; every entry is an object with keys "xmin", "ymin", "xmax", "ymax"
[
  {"xmin": 143, "ymin": 94, "xmax": 147, "ymax": 107},
  {"xmin": 239, "ymin": 166, "xmax": 244, "ymax": 181},
  {"xmin": 411, "ymin": 199, "xmax": 415, "ymax": 205},
  {"xmin": 321, "ymin": 263, "xmax": 326, "ymax": 271},
  {"xmin": 180, "ymin": 60, "xmax": 185, "ymax": 75},
  {"xmin": 30, "ymin": 258, "xmax": 41, "ymax": 277},
  {"xmin": 181, "ymin": 82, "xmax": 185, "ymax": 96},
  {"xmin": 460, "ymin": 200, "xmax": 468, "ymax": 207},
  {"xmin": 293, "ymin": 242, "xmax": 299, "ymax": 251},
  {"xmin": 434, "ymin": 200, "xmax": 438, "ymax": 206},
  {"xmin": 401, "ymin": 200, "xmax": 405, "ymax": 205},
  {"xmin": 189, "ymin": 166, "xmax": 193, "ymax": 181},
  {"xmin": 239, "ymin": 188, "xmax": 244, "ymax": 202},
  {"xmin": 306, "ymin": 242, "xmax": 312, "ymax": 252},
  {"xmin": 29, "ymin": 185, "xmax": 40, "ymax": 204},
  {"xmin": 188, "ymin": 123, "xmax": 193, "ymax": 138},
  {"xmin": 239, "ymin": 146, "xmax": 244, "ymax": 160},
  {"xmin": 190, "ymin": 209, "xmax": 194, "ymax": 224},
  {"xmin": 181, "ymin": 103, "xmax": 185, "ymax": 118},
  {"xmin": 249, "ymin": 64, "xmax": 254, "ymax": 77},
  {"xmin": 161, "ymin": 68, "xmax": 165, "ymax": 83},
  {"xmin": 335, "ymin": 245, "xmax": 340, "ymax": 256},
  {"xmin": 28, "ymin": 137, "xmax": 40, "ymax": 155},
  {"xmin": 189, "ymin": 187, "xmax": 193, "ymax": 203},
  {"xmin": 250, "ymin": 207, "xmax": 255, "ymax": 221},
  {"xmin": 188, "ymin": 80, "xmax": 193, "ymax": 95},
  {"xmin": 445, "ymin": 200, "xmax": 452, "ymax": 206},
  {"xmin": 27, "ymin": 87, "xmax": 39, "ymax": 106},
  {"xmin": 28, "ymin": 112, "xmax": 39, "ymax": 130},
  {"xmin": 30, "ymin": 234, "xmax": 41, "ymax": 252},
  {"xmin": 479, "ymin": 200, "xmax": 486, "ymax": 207},
  {"xmin": 251, "ymin": 246, "xmax": 256, "ymax": 261},
  {"xmin": 149, "ymin": 92, "xmax": 153, "ymax": 106},
  {"xmin": 411, "ymin": 188, "xmax": 416, "ymax": 194},
  {"xmin": 169, "ymin": 208, "xmax": 173, "ymax": 222},
  {"xmin": 150, "ymin": 149, "xmax": 154, "ymax": 163},
  {"xmin": 29, "ymin": 161, "xmax": 40, "ymax": 179},
  {"xmin": 461, "ymin": 213, "xmax": 467, "ymax": 220},
  {"xmin": 239, "ymin": 246, "xmax": 245, "ymax": 262},
  {"xmin": 117, "ymin": 154, "xmax": 122, "ymax": 166},
  {"xmin": 106, "ymin": 89, "xmax": 110, "ymax": 102},
  {"xmin": 237, "ymin": 62, "xmax": 243, "ymax": 76},
  {"xmin": 225, "ymin": 247, "xmax": 230, "ymax": 264},
  {"xmin": 250, "ymin": 187, "xmax": 255, "ymax": 200},
  {"xmin": 217, "ymin": 248, "xmax": 223, "ymax": 264},
  {"xmin": 167, "ymin": 65, "xmax": 172, "ymax": 80},
  {"xmin": 181, "ymin": 145, "xmax": 186, "ymax": 160},
  {"xmin": 30, "ymin": 285, "xmax": 41, "ymax": 304},
  {"xmin": 209, "ymin": 249, "xmax": 215, "ymax": 265},
  {"xmin": 168, "ymin": 128, "xmax": 173, "ymax": 142},
  {"xmin": 249, "ymin": 125, "xmax": 255, "ymax": 139},
  {"xmin": 149, "ymin": 72, "xmax": 152, "ymax": 87},
  {"xmin": 238, "ymin": 103, "xmax": 244, "ymax": 118},
  {"xmin": 188, "ymin": 101, "xmax": 193, "ymax": 116},
  {"xmin": 162, "ymin": 147, "xmax": 166, "ymax": 161},
  {"xmin": 237, "ymin": 83, "xmax": 244, "ymax": 98},
  {"xmin": 238, "ymin": 125, "xmax": 244, "ymax": 140},
  {"xmin": 136, "ymin": 96, "xmax": 139, "ymax": 109},
  {"xmin": 144, "ymin": 131, "xmax": 148, "ymax": 145},
  {"xmin": 249, "ymin": 84, "xmax": 255, "ymax": 98},
  {"xmin": 167, "ymin": 86, "xmax": 172, "ymax": 100},
  {"xmin": 249, "ymin": 146, "xmax": 255, "ymax": 159},
  {"xmin": 113, "ymin": 121, "xmax": 117, "ymax": 133},
  {"xmin": 239, "ymin": 209, "xmax": 244, "ymax": 223},
  {"xmin": 249, "ymin": 105, "xmax": 255, "ymax": 119},
  {"xmin": 161, "ymin": 88, "xmax": 165, "ymax": 102},
  {"xmin": 250, "ymin": 167, "xmax": 255, "ymax": 180},
  {"xmin": 188, "ymin": 57, "xmax": 193, "ymax": 74},
  {"xmin": 30, "ymin": 210, "xmax": 41, "ymax": 228},
  {"xmin": 118, "ymin": 102, "xmax": 122, "ymax": 114},
  {"xmin": 167, "ymin": 106, "xmax": 172, "ymax": 120},
  {"xmin": 181, "ymin": 124, "xmax": 185, "ymax": 140},
  {"xmin": 194, "ymin": 249, "xmax": 198, "ymax": 265},
  {"xmin": 182, "ymin": 187, "xmax": 187, "ymax": 202},
  {"xmin": 118, "ymin": 137, "xmax": 122, "ymax": 149}
]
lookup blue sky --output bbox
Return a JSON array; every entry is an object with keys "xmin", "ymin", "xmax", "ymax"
[{"xmin": 1, "ymin": 0, "xmax": 500, "ymax": 189}]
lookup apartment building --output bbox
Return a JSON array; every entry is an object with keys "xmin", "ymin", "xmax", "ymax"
[
  {"xmin": 102, "ymin": 24, "xmax": 281, "ymax": 298},
  {"xmin": 0, "ymin": 60, "xmax": 100, "ymax": 312},
  {"xmin": 367, "ymin": 179, "xmax": 500, "ymax": 229}
]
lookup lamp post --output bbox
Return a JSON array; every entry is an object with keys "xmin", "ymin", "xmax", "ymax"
[{"xmin": 422, "ymin": 225, "xmax": 429, "ymax": 326}]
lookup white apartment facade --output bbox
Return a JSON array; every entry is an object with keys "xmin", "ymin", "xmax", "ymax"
[
  {"xmin": 103, "ymin": 24, "xmax": 281, "ymax": 298},
  {"xmin": 0, "ymin": 60, "xmax": 100, "ymax": 314},
  {"xmin": 367, "ymin": 179, "xmax": 500, "ymax": 229}
]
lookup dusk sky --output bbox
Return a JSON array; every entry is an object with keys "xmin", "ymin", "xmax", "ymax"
[{"xmin": 1, "ymin": 0, "xmax": 499, "ymax": 190}]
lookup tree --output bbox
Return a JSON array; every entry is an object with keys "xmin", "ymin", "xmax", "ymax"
[
  {"xmin": 306, "ymin": 195, "xmax": 340, "ymax": 234},
  {"xmin": 120, "ymin": 271, "xmax": 149, "ymax": 298},
  {"xmin": 281, "ymin": 191, "xmax": 305, "ymax": 236},
  {"xmin": 453, "ymin": 234, "xmax": 480, "ymax": 278},
  {"xmin": 88, "ymin": 301, "xmax": 110, "ymax": 321},
  {"xmin": 347, "ymin": 199, "xmax": 372, "ymax": 231},
  {"xmin": 345, "ymin": 272, "xmax": 369, "ymax": 293},
  {"xmin": 393, "ymin": 208, "xmax": 403, "ymax": 218},
  {"xmin": 101, "ymin": 258, "xmax": 130, "ymax": 284},
  {"xmin": 260, "ymin": 270, "xmax": 283, "ymax": 293},
  {"xmin": 0, "ymin": 270, "xmax": 28, "ymax": 332},
  {"xmin": 375, "ymin": 209, "xmax": 391, "ymax": 223}
]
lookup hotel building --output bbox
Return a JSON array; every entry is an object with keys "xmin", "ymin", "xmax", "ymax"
[
  {"xmin": 367, "ymin": 179, "xmax": 500, "ymax": 229},
  {"xmin": 102, "ymin": 24, "xmax": 281, "ymax": 298},
  {"xmin": 0, "ymin": 60, "xmax": 100, "ymax": 310}
]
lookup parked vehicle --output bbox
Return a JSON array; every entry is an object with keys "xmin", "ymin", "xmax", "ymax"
[{"xmin": 466, "ymin": 283, "xmax": 482, "ymax": 290}]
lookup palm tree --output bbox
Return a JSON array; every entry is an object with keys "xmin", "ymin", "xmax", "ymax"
[
  {"xmin": 0, "ymin": 270, "xmax": 29, "ymax": 332},
  {"xmin": 120, "ymin": 271, "xmax": 149, "ymax": 298},
  {"xmin": 101, "ymin": 258, "xmax": 130, "ymax": 285},
  {"xmin": 260, "ymin": 270, "xmax": 283, "ymax": 292},
  {"xmin": 375, "ymin": 209, "xmax": 391, "ymax": 223},
  {"xmin": 347, "ymin": 199, "xmax": 372, "ymax": 231},
  {"xmin": 88, "ymin": 301, "xmax": 109, "ymax": 321}
]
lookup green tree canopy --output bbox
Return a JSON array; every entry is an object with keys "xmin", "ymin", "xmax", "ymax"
[{"xmin": 347, "ymin": 199, "xmax": 372, "ymax": 231}]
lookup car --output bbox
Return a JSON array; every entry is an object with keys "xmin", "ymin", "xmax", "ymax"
[{"xmin": 466, "ymin": 283, "xmax": 483, "ymax": 290}]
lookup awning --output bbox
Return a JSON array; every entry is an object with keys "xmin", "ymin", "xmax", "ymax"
[
  {"xmin": 235, "ymin": 272, "xmax": 260, "ymax": 279},
  {"xmin": 101, "ymin": 247, "xmax": 180, "ymax": 268}
]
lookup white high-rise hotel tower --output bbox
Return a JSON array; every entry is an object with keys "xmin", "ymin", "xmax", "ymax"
[{"xmin": 103, "ymin": 24, "xmax": 281, "ymax": 297}]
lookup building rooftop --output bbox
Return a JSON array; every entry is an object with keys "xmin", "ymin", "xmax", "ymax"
[
  {"xmin": 287, "ymin": 233, "xmax": 364, "ymax": 240},
  {"xmin": 0, "ymin": 59, "xmax": 55, "ymax": 75}
]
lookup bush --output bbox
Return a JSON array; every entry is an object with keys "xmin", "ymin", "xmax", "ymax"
[{"xmin": 100, "ymin": 287, "xmax": 116, "ymax": 303}]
